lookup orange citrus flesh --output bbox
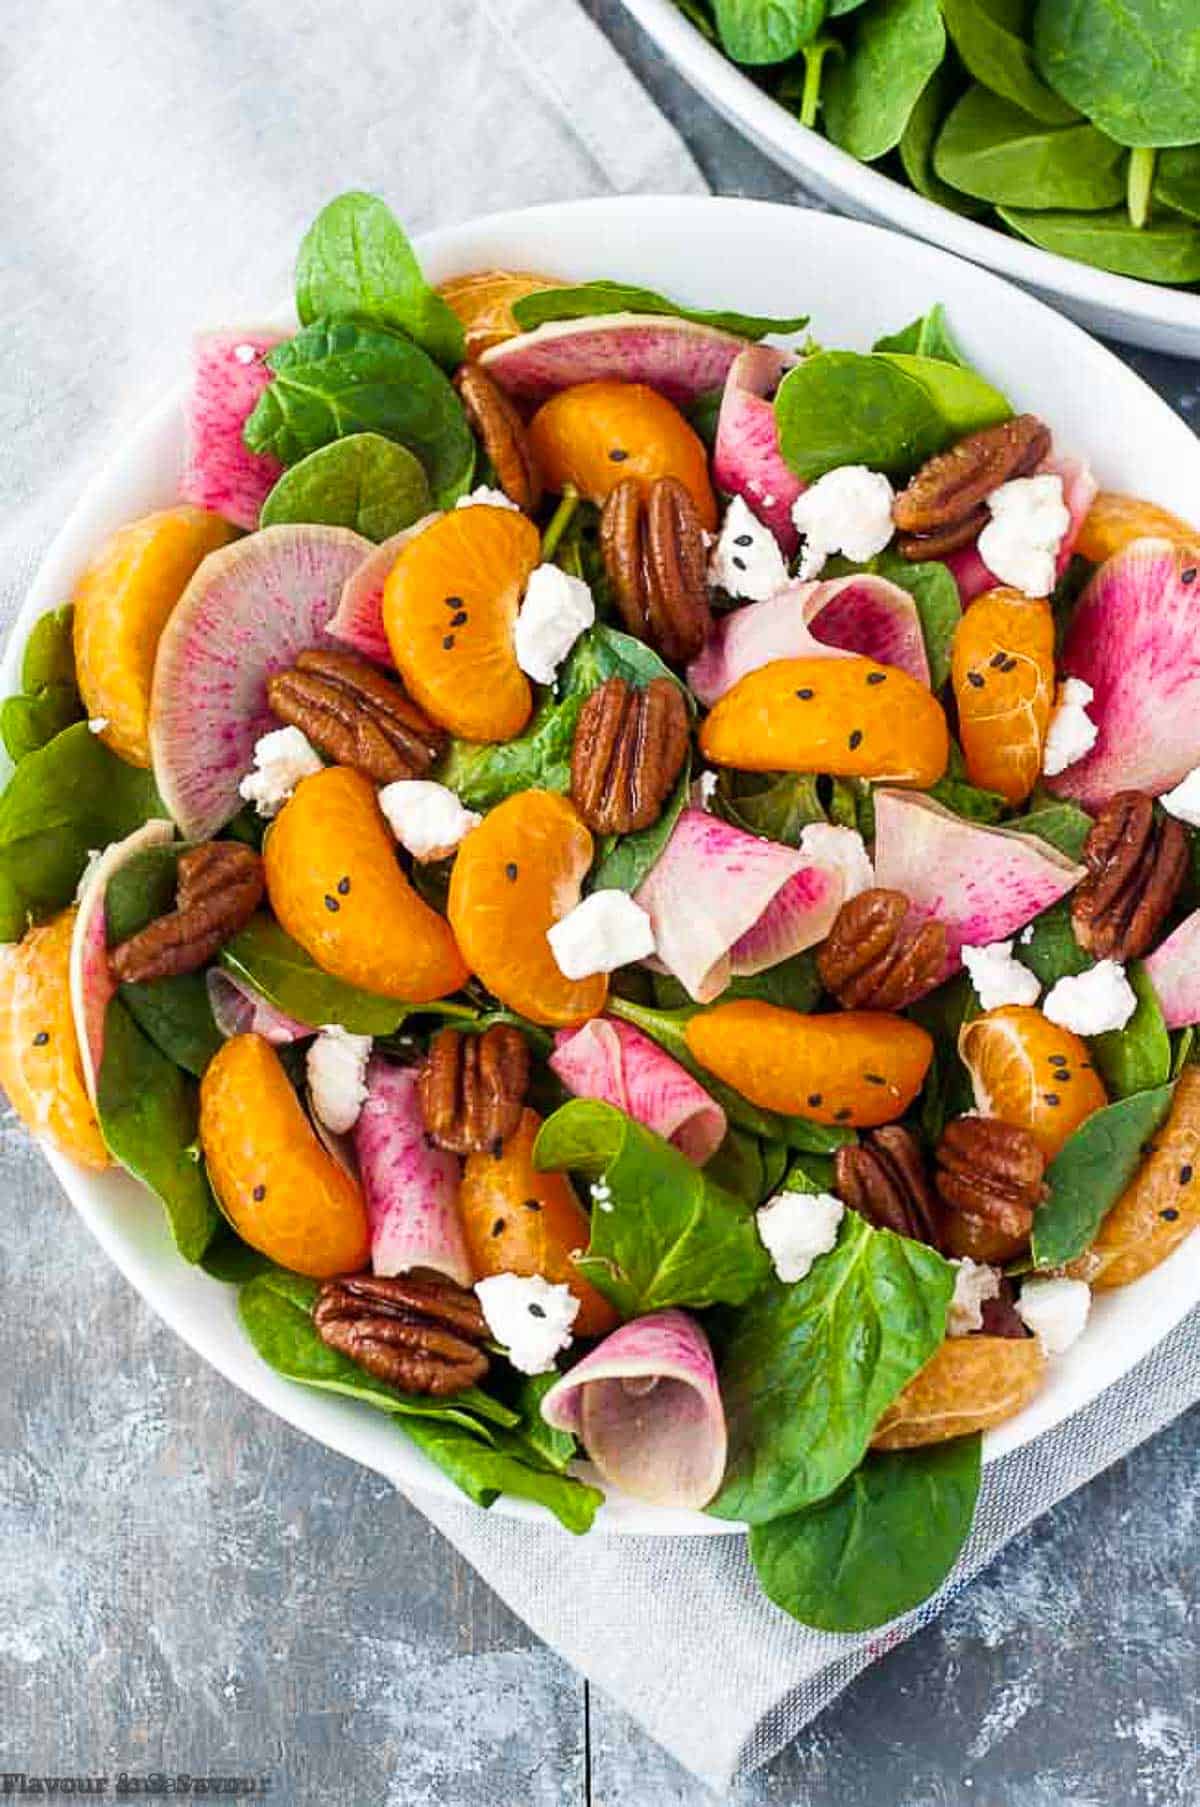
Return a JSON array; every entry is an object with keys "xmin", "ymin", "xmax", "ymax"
[
  {"xmin": 951, "ymin": 589, "xmax": 1055, "ymax": 805},
  {"xmin": 437, "ymin": 269, "xmax": 564, "ymax": 357},
  {"xmin": 958, "ymin": 1004, "xmax": 1107, "ymax": 1162},
  {"xmin": 1087, "ymin": 1065, "xmax": 1200, "ymax": 1290},
  {"xmin": 1075, "ymin": 492, "xmax": 1199, "ymax": 566},
  {"xmin": 0, "ymin": 909, "xmax": 108, "ymax": 1169},
  {"xmin": 871, "ymin": 1336, "xmax": 1047, "ymax": 1449},
  {"xmin": 527, "ymin": 380, "xmax": 718, "ymax": 530}
]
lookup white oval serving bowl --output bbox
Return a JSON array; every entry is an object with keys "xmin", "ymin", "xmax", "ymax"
[
  {"xmin": 10, "ymin": 195, "xmax": 1199, "ymax": 1532},
  {"xmin": 621, "ymin": 0, "xmax": 1200, "ymax": 359}
]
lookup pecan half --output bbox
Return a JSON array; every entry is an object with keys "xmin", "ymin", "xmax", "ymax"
[
  {"xmin": 110, "ymin": 841, "xmax": 264, "ymax": 984},
  {"xmin": 600, "ymin": 476, "xmax": 711, "ymax": 664},
  {"xmin": 892, "ymin": 414, "xmax": 1051, "ymax": 561},
  {"xmin": 817, "ymin": 888, "xmax": 947, "ymax": 1011},
  {"xmin": 267, "ymin": 648, "xmax": 445, "ymax": 785},
  {"xmin": 835, "ymin": 1125, "xmax": 943, "ymax": 1249},
  {"xmin": 313, "ymin": 1271, "xmax": 489, "ymax": 1396},
  {"xmin": 570, "ymin": 675, "xmax": 690, "ymax": 836},
  {"xmin": 1071, "ymin": 790, "xmax": 1188, "ymax": 962},
  {"xmin": 419, "ymin": 1024, "xmax": 531, "ymax": 1155},
  {"xmin": 454, "ymin": 362, "xmax": 543, "ymax": 513},
  {"xmin": 936, "ymin": 1115, "xmax": 1046, "ymax": 1263}
]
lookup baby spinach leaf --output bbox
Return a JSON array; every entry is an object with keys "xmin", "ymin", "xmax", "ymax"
[
  {"xmin": 712, "ymin": 0, "xmax": 828, "ymax": 65},
  {"xmin": 749, "ymin": 1434, "xmax": 981, "ymax": 1630},
  {"xmin": 498, "ymin": 1371, "xmax": 578, "ymax": 1473},
  {"xmin": 512, "ymin": 278, "xmax": 809, "ymax": 339},
  {"xmin": 882, "ymin": 351, "xmax": 1013, "ymax": 439},
  {"xmin": 1171, "ymin": 1026, "xmax": 1196, "ymax": 1078},
  {"xmin": 294, "ymin": 191, "xmax": 464, "ymax": 368},
  {"xmin": 872, "ymin": 302, "xmax": 967, "ymax": 365},
  {"xmin": 96, "ymin": 997, "xmax": 220, "ymax": 1263},
  {"xmin": 1016, "ymin": 898, "xmax": 1090, "ymax": 988},
  {"xmin": 1155, "ymin": 147, "xmax": 1200, "ymax": 222},
  {"xmin": 590, "ymin": 759, "xmax": 690, "ymax": 896},
  {"xmin": 935, "ymin": 87, "xmax": 1127, "ymax": 210},
  {"xmin": 672, "ymin": 0, "xmax": 718, "ymax": 39},
  {"xmin": 1090, "ymin": 962, "xmax": 1171, "ymax": 1100},
  {"xmin": 21, "ymin": 604, "xmax": 76, "ymax": 691},
  {"xmin": 221, "ymin": 915, "xmax": 416, "ymax": 1035},
  {"xmin": 244, "ymin": 319, "xmax": 474, "ymax": 504},
  {"xmin": 652, "ymin": 952, "xmax": 824, "ymax": 1015},
  {"xmin": 1, "ymin": 686, "xmax": 83, "ymax": 762},
  {"xmin": 1033, "ymin": 0, "xmax": 1200, "ymax": 149},
  {"xmin": 823, "ymin": 0, "xmax": 946, "ymax": 162},
  {"xmin": 900, "ymin": 67, "xmax": 989, "ymax": 218},
  {"xmin": 942, "ymin": 0, "xmax": 1076, "ymax": 125},
  {"xmin": 1016, "ymin": 799, "xmax": 1093, "ymax": 861},
  {"xmin": 199, "ymin": 1228, "xmax": 277, "ymax": 1285},
  {"xmin": 998, "ymin": 206, "xmax": 1200, "ymax": 283},
  {"xmin": 104, "ymin": 845, "xmax": 223, "ymax": 1078},
  {"xmin": 778, "ymin": 1149, "xmax": 837, "ymax": 1194},
  {"xmin": 399, "ymin": 1415, "xmax": 604, "ymax": 1534},
  {"xmin": 533, "ymin": 1099, "xmax": 771, "ymax": 1316},
  {"xmin": 260, "ymin": 433, "xmax": 432, "ymax": 541},
  {"xmin": 927, "ymin": 772, "xmax": 1007, "ymax": 823},
  {"xmin": 714, "ymin": 771, "xmax": 826, "ymax": 845},
  {"xmin": 1032, "ymin": 1081, "xmax": 1175, "ymax": 1267},
  {"xmin": 710, "ymin": 1210, "xmax": 954, "ymax": 1523},
  {"xmin": 704, "ymin": 1125, "xmax": 789, "ymax": 1206},
  {"xmin": 873, "ymin": 550, "xmax": 963, "ymax": 692}
]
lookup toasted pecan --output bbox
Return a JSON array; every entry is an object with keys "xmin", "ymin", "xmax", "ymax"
[
  {"xmin": 454, "ymin": 362, "xmax": 543, "ymax": 513},
  {"xmin": 1071, "ymin": 790, "xmax": 1188, "ymax": 962},
  {"xmin": 817, "ymin": 888, "xmax": 947, "ymax": 1011},
  {"xmin": 313, "ymin": 1271, "xmax": 489, "ymax": 1396},
  {"xmin": 267, "ymin": 647, "xmax": 445, "ymax": 785},
  {"xmin": 570, "ymin": 675, "xmax": 690, "ymax": 836},
  {"xmin": 109, "ymin": 841, "xmax": 264, "ymax": 984},
  {"xmin": 835, "ymin": 1125, "xmax": 943, "ymax": 1249},
  {"xmin": 893, "ymin": 414, "xmax": 1051, "ymax": 561},
  {"xmin": 418, "ymin": 1024, "xmax": 531, "ymax": 1156},
  {"xmin": 599, "ymin": 476, "xmax": 711, "ymax": 664}
]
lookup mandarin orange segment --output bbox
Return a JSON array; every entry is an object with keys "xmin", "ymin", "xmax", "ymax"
[
  {"xmin": 436, "ymin": 269, "xmax": 564, "ymax": 357},
  {"xmin": 459, "ymin": 1106, "xmax": 619, "ymax": 1337},
  {"xmin": 264, "ymin": 766, "xmax": 468, "ymax": 1003},
  {"xmin": 958, "ymin": 1004, "xmax": 1107, "ymax": 1162},
  {"xmin": 527, "ymin": 380, "xmax": 718, "ymax": 530},
  {"xmin": 1075, "ymin": 491, "xmax": 1199, "ymax": 566},
  {"xmin": 870, "ymin": 1335, "xmax": 1047, "ymax": 1449},
  {"xmin": 448, "ymin": 789, "xmax": 606, "ymax": 1029},
  {"xmin": 1087, "ymin": 1065, "xmax": 1200, "ymax": 1290},
  {"xmin": 72, "ymin": 506, "xmax": 237, "ymax": 766},
  {"xmin": 685, "ymin": 1000, "xmax": 933, "ymax": 1128},
  {"xmin": 199, "ymin": 1032, "xmax": 370, "ymax": 1276},
  {"xmin": 382, "ymin": 506, "xmax": 540, "ymax": 743},
  {"xmin": 950, "ymin": 589, "xmax": 1055, "ymax": 806},
  {"xmin": 699, "ymin": 656, "xmax": 949, "ymax": 786},
  {"xmin": 0, "ymin": 910, "xmax": 108, "ymax": 1169}
]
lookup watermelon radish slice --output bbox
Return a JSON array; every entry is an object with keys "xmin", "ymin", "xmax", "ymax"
[
  {"xmin": 149, "ymin": 523, "xmax": 370, "ymax": 839},
  {"xmin": 1047, "ymin": 537, "xmax": 1200, "ymax": 807},
  {"xmin": 550, "ymin": 1018, "xmax": 726, "ymax": 1166},
  {"xmin": 687, "ymin": 573, "xmax": 930, "ymax": 706},
  {"xmin": 540, "ymin": 1308, "xmax": 726, "ymax": 1509},
  {"xmin": 1145, "ymin": 910, "xmax": 1200, "ymax": 1029},
  {"xmin": 354, "ymin": 1058, "xmax": 471, "ymax": 1286},
  {"xmin": 180, "ymin": 330, "xmax": 286, "ymax": 530},
  {"xmin": 327, "ymin": 512, "xmax": 441, "ymax": 664},
  {"xmin": 206, "ymin": 969, "xmax": 312, "ymax": 1045},
  {"xmin": 944, "ymin": 453, "xmax": 1098, "ymax": 604},
  {"xmin": 633, "ymin": 808, "xmax": 844, "ymax": 1003},
  {"xmin": 69, "ymin": 819, "xmax": 176, "ymax": 1100},
  {"xmin": 480, "ymin": 314, "xmax": 748, "ymax": 407},
  {"xmin": 711, "ymin": 345, "xmax": 803, "ymax": 552},
  {"xmin": 873, "ymin": 790, "xmax": 1084, "ymax": 984}
]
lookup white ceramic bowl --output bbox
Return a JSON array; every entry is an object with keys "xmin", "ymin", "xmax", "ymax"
[
  {"xmin": 622, "ymin": 0, "xmax": 1200, "ymax": 359},
  {"xmin": 11, "ymin": 196, "xmax": 1199, "ymax": 1533}
]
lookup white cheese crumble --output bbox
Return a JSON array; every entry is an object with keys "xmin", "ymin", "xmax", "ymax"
[
  {"xmin": 755, "ymin": 1190, "xmax": 844, "ymax": 1284},
  {"xmin": 1016, "ymin": 1275, "xmax": 1091, "ymax": 1355},
  {"xmin": 693, "ymin": 769, "xmax": 719, "ymax": 810},
  {"xmin": 238, "ymin": 725, "xmax": 323, "ymax": 817},
  {"xmin": 961, "ymin": 939, "xmax": 1041, "ymax": 1011},
  {"xmin": 591, "ymin": 1178, "xmax": 614, "ymax": 1213},
  {"xmin": 87, "ymin": 717, "xmax": 110, "ymax": 735},
  {"xmin": 546, "ymin": 889, "xmax": 656, "ymax": 980},
  {"xmin": 708, "ymin": 494, "xmax": 789, "ymax": 601},
  {"xmin": 233, "ymin": 342, "xmax": 259, "ymax": 365},
  {"xmin": 797, "ymin": 822, "xmax": 875, "ymax": 902},
  {"xmin": 790, "ymin": 466, "xmax": 895, "ymax": 580},
  {"xmin": 378, "ymin": 779, "xmax": 480, "ymax": 862},
  {"xmin": 977, "ymin": 473, "xmax": 1070, "ymax": 598},
  {"xmin": 947, "ymin": 1258, "xmax": 1001, "ymax": 1338},
  {"xmin": 1042, "ymin": 677, "xmax": 1099, "ymax": 778},
  {"xmin": 1043, "ymin": 959, "xmax": 1137, "ymax": 1036},
  {"xmin": 475, "ymin": 1272, "xmax": 579, "ymax": 1375},
  {"xmin": 513, "ymin": 563, "xmax": 595, "ymax": 685},
  {"xmin": 1160, "ymin": 765, "xmax": 1200, "ymax": 828},
  {"xmin": 456, "ymin": 484, "xmax": 519, "ymax": 512},
  {"xmin": 306, "ymin": 1025, "xmax": 372, "ymax": 1135}
]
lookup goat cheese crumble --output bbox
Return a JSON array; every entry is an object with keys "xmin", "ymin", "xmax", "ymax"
[
  {"xmin": 307, "ymin": 1025, "xmax": 372, "ymax": 1135},
  {"xmin": 797, "ymin": 822, "xmax": 874, "ymax": 903},
  {"xmin": 977, "ymin": 473, "xmax": 1070, "ymax": 598},
  {"xmin": 547, "ymin": 890, "xmax": 656, "ymax": 980},
  {"xmin": 790, "ymin": 466, "xmax": 895, "ymax": 580},
  {"xmin": 755, "ymin": 1190, "xmax": 844, "ymax": 1284},
  {"xmin": 947, "ymin": 1258, "xmax": 1001, "ymax": 1337},
  {"xmin": 961, "ymin": 939, "xmax": 1041, "ymax": 1011},
  {"xmin": 1016, "ymin": 1275, "xmax": 1091, "ymax": 1355},
  {"xmin": 513, "ymin": 564, "xmax": 595, "ymax": 685},
  {"xmin": 1042, "ymin": 677, "xmax": 1099, "ymax": 778},
  {"xmin": 1160, "ymin": 765, "xmax": 1200, "ymax": 828},
  {"xmin": 1043, "ymin": 959, "xmax": 1136, "ymax": 1036},
  {"xmin": 708, "ymin": 495, "xmax": 788, "ymax": 602},
  {"xmin": 238, "ymin": 725, "xmax": 323, "ymax": 817},
  {"xmin": 456, "ymin": 484, "xmax": 519, "ymax": 512},
  {"xmin": 475, "ymin": 1272, "xmax": 579, "ymax": 1375},
  {"xmin": 378, "ymin": 779, "xmax": 480, "ymax": 862}
]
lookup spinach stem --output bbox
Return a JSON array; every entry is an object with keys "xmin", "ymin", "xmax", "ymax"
[
  {"xmin": 1127, "ymin": 147, "xmax": 1156, "ymax": 229},
  {"xmin": 799, "ymin": 37, "xmax": 837, "ymax": 131},
  {"xmin": 541, "ymin": 488, "xmax": 580, "ymax": 562}
]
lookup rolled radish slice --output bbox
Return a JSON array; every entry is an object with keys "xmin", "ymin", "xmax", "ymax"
[
  {"xmin": 540, "ymin": 1308, "xmax": 726, "ymax": 1509},
  {"xmin": 550, "ymin": 1018, "xmax": 726, "ymax": 1166},
  {"xmin": 354, "ymin": 1059, "xmax": 471, "ymax": 1286},
  {"xmin": 1145, "ymin": 910, "xmax": 1200, "ymax": 1029},
  {"xmin": 206, "ymin": 968, "xmax": 312, "ymax": 1045},
  {"xmin": 633, "ymin": 808, "xmax": 844, "ymax": 1004},
  {"xmin": 711, "ymin": 345, "xmax": 802, "ymax": 553},
  {"xmin": 180, "ymin": 329, "xmax": 286, "ymax": 530},
  {"xmin": 944, "ymin": 453, "xmax": 1097, "ymax": 604},
  {"xmin": 327, "ymin": 513, "xmax": 442, "ymax": 664}
]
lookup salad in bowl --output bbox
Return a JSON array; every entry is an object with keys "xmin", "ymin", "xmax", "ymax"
[{"xmin": 4, "ymin": 191, "xmax": 1199, "ymax": 1633}]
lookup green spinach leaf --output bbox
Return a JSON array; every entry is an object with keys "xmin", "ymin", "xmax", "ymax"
[
  {"xmin": 221, "ymin": 916, "xmax": 428, "ymax": 1035},
  {"xmin": 935, "ymin": 86, "xmax": 1126, "ymax": 210},
  {"xmin": 21, "ymin": 604, "xmax": 76, "ymax": 691},
  {"xmin": 260, "ymin": 433, "xmax": 432, "ymax": 540},
  {"xmin": 294, "ymin": 191, "xmax": 464, "ymax": 368},
  {"xmin": 998, "ymin": 206, "xmax": 1200, "ymax": 283},
  {"xmin": 1032, "ymin": 1082, "xmax": 1175, "ymax": 1267},
  {"xmin": 1016, "ymin": 799, "xmax": 1093, "ymax": 861},
  {"xmin": 823, "ymin": 0, "xmax": 946, "ymax": 162},
  {"xmin": 399, "ymin": 1416, "xmax": 604, "ymax": 1534},
  {"xmin": 1090, "ymin": 963, "xmax": 1171, "ymax": 1100},
  {"xmin": 714, "ymin": 771, "xmax": 826, "ymax": 845},
  {"xmin": 104, "ymin": 845, "xmax": 223, "ymax": 1077},
  {"xmin": 712, "ymin": 0, "xmax": 828, "ymax": 64},
  {"xmin": 1, "ymin": 686, "xmax": 84, "ymax": 763},
  {"xmin": 1033, "ymin": 0, "xmax": 1200, "ymax": 149},
  {"xmin": 1155, "ymin": 146, "xmax": 1200, "ymax": 221},
  {"xmin": 1016, "ymin": 898, "xmax": 1090, "ymax": 987},
  {"xmin": 590, "ymin": 759, "xmax": 690, "ymax": 895},
  {"xmin": 512, "ymin": 278, "xmax": 809, "ymax": 339},
  {"xmin": 900, "ymin": 67, "xmax": 989, "ymax": 217},
  {"xmin": 652, "ymin": 951, "xmax": 823, "ymax": 1015},
  {"xmin": 942, "ymin": 0, "xmax": 1077, "ymax": 124},
  {"xmin": 872, "ymin": 302, "xmax": 967, "ymax": 365}
]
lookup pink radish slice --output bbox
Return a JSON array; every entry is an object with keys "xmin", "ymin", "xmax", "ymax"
[
  {"xmin": 149, "ymin": 523, "xmax": 370, "ymax": 840},
  {"xmin": 354, "ymin": 1059, "xmax": 470, "ymax": 1286},
  {"xmin": 1145, "ymin": 910, "xmax": 1200, "ymax": 1029},
  {"xmin": 873, "ymin": 789, "xmax": 1084, "ymax": 986},
  {"xmin": 944, "ymin": 453, "xmax": 1098, "ymax": 604},
  {"xmin": 550, "ymin": 1019, "xmax": 726, "ymax": 1166},
  {"xmin": 327, "ymin": 512, "xmax": 442, "ymax": 664},
  {"xmin": 711, "ymin": 345, "xmax": 802, "ymax": 552},
  {"xmin": 633, "ymin": 808, "xmax": 844, "ymax": 1003},
  {"xmin": 1048, "ymin": 537, "xmax": 1200, "ymax": 807},
  {"xmin": 206, "ymin": 969, "xmax": 312, "ymax": 1045},
  {"xmin": 729, "ymin": 864, "xmax": 842, "ymax": 975},
  {"xmin": 540, "ymin": 1308, "xmax": 726, "ymax": 1509},
  {"xmin": 480, "ymin": 315, "xmax": 747, "ymax": 407},
  {"xmin": 806, "ymin": 573, "xmax": 932, "ymax": 684},
  {"xmin": 69, "ymin": 820, "xmax": 177, "ymax": 1100},
  {"xmin": 180, "ymin": 329, "xmax": 286, "ymax": 530}
]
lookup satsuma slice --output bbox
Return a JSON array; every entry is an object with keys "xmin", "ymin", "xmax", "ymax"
[
  {"xmin": 383, "ymin": 506, "xmax": 540, "ymax": 742},
  {"xmin": 959, "ymin": 1004, "xmax": 1107, "ymax": 1161},
  {"xmin": 0, "ymin": 910, "xmax": 108, "ymax": 1168},
  {"xmin": 200, "ymin": 1032, "xmax": 369, "ymax": 1276},
  {"xmin": 951, "ymin": 589, "xmax": 1055, "ymax": 805},
  {"xmin": 437, "ymin": 269, "xmax": 563, "ymax": 357},
  {"xmin": 1075, "ymin": 491, "xmax": 1199, "ymax": 566},
  {"xmin": 527, "ymin": 380, "xmax": 717, "ymax": 529},
  {"xmin": 871, "ymin": 1336, "xmax": 1046, "ymax": 1449},
  {"xmin": 448, "ymin": 789, "xmax": 606, "ymax": 1028},
  {"xmin": 265, "ymin": 766, "xmax": 468, "ymax": 1003},
  {"xmin": 1087, "ymin": 1065, "xmax": 1200, "ymax": 1290}
]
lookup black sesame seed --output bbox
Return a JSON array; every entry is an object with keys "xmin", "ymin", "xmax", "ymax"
[
  {"xmin": 337, "ymin": 875, "xmax": 351, "ymax": 896},
  {"xmin": 1044, "ymin": 1092, "xmax": 1060, "ymax": 1107},
  {"xmin": 864, "ymin": 1073, "xmax": 886, "ymax": 1086},
  {"xmin": 445, "ymin": 595, "xmax": 464, "ymax": 609},
  {"xmin": 609, "ymin": 448, "xmax": 630, "ymax": 463},
  {"xmin": 528, "ymin": 1302, "xmax": 547, "ymax": 1318},
  {"xmin": 1182, "ymin": 567, "xmax": 1197, "ymax": 585},
  {"xmin": 1001, "ymin": 657, "xmax": 1019, "ymax": 673},
  {"xmin": 450, "ymin": 610, "xmax": 468, "ymax": 627},
  {"xmin": 1180, "ymin": 1164, "xmax": 1194, "ymax": 1185},
  {"xmin": 324, "ymin": 894, "xmax": 340, "ymax": 913},
  {"xmin": 442, "ymin": 633, "xmax": 455, "ymax": 650},
  {"xmin": 32, "ymin": 1030, "xmax": 49, "ymax": 1047},
  {"xmin": 734, "ymin": 534, "xmax": 753, "ymax": 547},
  {"xmin": 835, "ymin": 1108, "xmax": 854, "ymax": 1122},
  {"xmin": 524, "ymin": 1198, "xmax": 542, "ymax": 1212},
  {"xmin": 1161, "ymin": 1207, "xmax": 1180, "ymax": 1222},
  {"xmin": 1049, "ymin": 1053, "xmax": 1068, "ymax": 1066},
  {"xmin": 253, "ymin": 1184, "xmax": 266, "ymax": 1202},
  {"xmin": 505, "ymin": 861, "xmax": 518, "ymax": 881},
  {"xmin": 732, "ymin": 556, "xmax": 747, "ymax": 572},
  {"xmin": 990, "ymin": 651, "xmax": 1007, "ymax": 669},
  {"xmin": 796, "ymin": 687, "xmax": 815, "ymax": 700},
  {"xmin": 848, "ymin": 728, "xmax": 863, "ymax": 750},
  {"xmin": 967, "ymin": 671, "xmax": 985, "ymax": 689},
  {"xmin": 866, "ymin": 671, "xmax": 886, "ymax": 685},
  {"xmin": 808, "ymin": 1093, "xmax": 823, "ymax": 1107},
  {"xmin": 491, "ymin": 1218, "xmax": 506, "ymax": 1237}
]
